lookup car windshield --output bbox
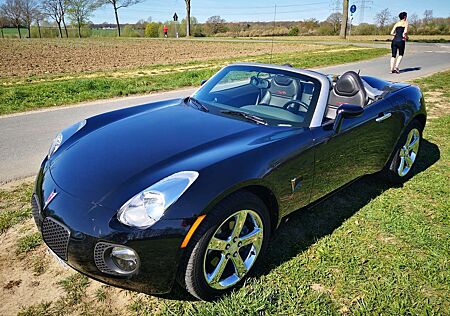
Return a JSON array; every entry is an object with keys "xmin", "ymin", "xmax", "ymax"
[{"xmin": 193, "ymin": 65, "xmax": 321, "ymax": 127}]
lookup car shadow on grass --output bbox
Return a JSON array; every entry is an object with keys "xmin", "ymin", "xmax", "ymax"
[{"xmin": 160, "ymin": 139, "xmax": 440, "ymax": 301}]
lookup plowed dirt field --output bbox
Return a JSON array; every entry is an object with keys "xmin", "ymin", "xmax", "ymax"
[{"xmin": 0, "ymin": 38, "xmax": 322, "ymax": 78}]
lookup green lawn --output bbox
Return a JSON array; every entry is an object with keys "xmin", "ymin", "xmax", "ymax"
[
  {"xmin": 0, "ymin": 46, "xmax": 388, "ymax": 115},
  {"xmin": 2, "ymin": 71, "xmax": 448, "ymax": 315}
]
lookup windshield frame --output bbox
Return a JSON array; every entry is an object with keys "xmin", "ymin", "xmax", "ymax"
[{"xmin": 193, "ymin": 64, "xmax": 324, "ymax": 128}]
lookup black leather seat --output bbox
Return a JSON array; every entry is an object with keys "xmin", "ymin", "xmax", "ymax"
[
  {"xmin": 259, "ymin": 75, "xmax": 300, "ymax": 108},
  {"xmin": 326, "ymin": 71, "xmax": 367, "ymax": 119}
]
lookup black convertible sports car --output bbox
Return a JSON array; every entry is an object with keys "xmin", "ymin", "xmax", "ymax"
[{"xmin": 32, "ymin": 63, "xmax": 426, "ymax": 300}]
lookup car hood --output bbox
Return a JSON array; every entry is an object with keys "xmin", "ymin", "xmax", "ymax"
[{"xmin": 49, "ymin": 99, "xmax": 268, "ymax": 207}]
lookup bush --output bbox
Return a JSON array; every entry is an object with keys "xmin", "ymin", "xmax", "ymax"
[
  {"xmin": 144, "ymin": 22, "xmax": 160, "ymax": 38},
  {"xmin": 288, "ymin": 26, "xmax": 299, "ymax": 36},
  {"xmin": 123, "ymin": 25, "xmax": 140, "ymax": 37},
  {"xmin": 192, "ymin": 25, "xmax": 205, "ymax": 37}
]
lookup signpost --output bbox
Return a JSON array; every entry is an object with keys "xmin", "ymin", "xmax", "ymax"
[
  {"xmin": 348, "ymin": 4, "xmax": 356, "ymax": 40},
  {"xmin": 173, "ymin": 12, "xmax": 179, "ymax": 38}
]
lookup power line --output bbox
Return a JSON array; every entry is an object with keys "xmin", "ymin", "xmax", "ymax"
[
  {"xmin": 329, "ymin": 0, "xmax": 342, "ymax": 14},
  {"xmin": 354, "ymin": 0, "xmax": 373, "ymax": 23}
]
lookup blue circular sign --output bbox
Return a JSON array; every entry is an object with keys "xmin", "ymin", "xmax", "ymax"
[{"xmin": 350, "ymin": 4, "xmax": 357, "ymax": 13}]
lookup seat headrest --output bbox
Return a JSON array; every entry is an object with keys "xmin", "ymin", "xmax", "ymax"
[
  {"xmin": 273, "ymin": 75, "xmax": 294, "ymax": 86},
  {"xmin": 334, "ymin": 71, "xmax": 365, "ymax": 97}
]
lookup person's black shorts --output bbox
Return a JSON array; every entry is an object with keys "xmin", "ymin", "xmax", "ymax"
[{"xmin": 391, "ymin": 40, "xmax": 405, "ymax": 57}]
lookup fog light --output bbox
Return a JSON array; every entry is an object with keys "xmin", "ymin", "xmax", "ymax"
[{"xmin": 110, "ymin": 246, "xmax": 139, "ymax": 273}]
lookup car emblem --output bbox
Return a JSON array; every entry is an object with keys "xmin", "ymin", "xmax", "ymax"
[{"xmin": 44, "ymin": 190, "xmax": 58, "ymax": 210}]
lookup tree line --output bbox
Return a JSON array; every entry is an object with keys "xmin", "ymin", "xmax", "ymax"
[{"xmin": 0, "ymin": 0, "xmax": 448, "ymax": 39}]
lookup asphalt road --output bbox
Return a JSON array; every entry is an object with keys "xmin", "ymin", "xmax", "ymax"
[{"xmin": 1, "ymin": 42, "xmax": 449, "ymax": 184}]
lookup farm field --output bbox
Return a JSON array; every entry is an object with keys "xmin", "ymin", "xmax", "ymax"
[
  {"xmin": 0, "ymin": 39, "xmax": 388, "ymax": 115},
  {"xmin": 0, "ymin": 38, "xmax": 325, "ymax": 78},
  {"xmin": 0, "ymin": 71, "xmax": 448, "ymax": 315}
]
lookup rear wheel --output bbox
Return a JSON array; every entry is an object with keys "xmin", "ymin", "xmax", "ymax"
[
  {"xmin": 382, "ymin": 119, "xmax": 423, "ymax": 183},
  {"xmin": 178, "ymin": 191, "xmax": 270, "ymax": 301}
]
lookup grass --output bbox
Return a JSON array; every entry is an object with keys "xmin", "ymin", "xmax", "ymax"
[
  {"xmin": 18, "ymin": 274, "xmax": 91, "ymax": 316},
  {"xmin": 0, "ymin": 182, "xmax": 34, "ymax": 233},
  {"xmin": 215, "ymin": 34, "xmax": 450, "ymax": 43},
  {"xmin": 0, "ymin": 46, "xmax": 388, "ymax": 115},
  {"xmin": 5, "ymin": 71, "xmax": 449, "ymax": 315},
  {"xmin": 16, "ymin": 232, "xmax": 42, "ymax": 254}
]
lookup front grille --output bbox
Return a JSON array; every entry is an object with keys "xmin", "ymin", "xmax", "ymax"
[
  {"xmin": 94, "ymin": 242, "xmax": 119, "ymax": 275},
  {"xmin": 31, "ymin": 194, "xmax": 41, "ymax": 227},
  {"xmin": 42, "ymin": 217, "xmax": 70, "ymax": 260}
]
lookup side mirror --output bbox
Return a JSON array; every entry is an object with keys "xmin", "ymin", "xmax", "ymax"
[
  {"xmin": 200, "ymin": 79, "xmax": 207, "ymax": 86},
  {"xmin": 333, "ymin": 104, "xmax": 364, "ymax": 133}
]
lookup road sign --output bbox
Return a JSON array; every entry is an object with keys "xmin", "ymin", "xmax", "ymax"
[
  {"xmin": 350, "ymin": 5, "xmax": 357, "ymax": 14},
  {"xmin": 173, "ymin": 13, "xmax": 178, "ymax": 22}
]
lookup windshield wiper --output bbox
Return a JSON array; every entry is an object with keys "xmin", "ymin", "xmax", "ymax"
[
  {"xmin": 220, "ymin": 110, "xmax": 268, "ymax": 125},
  {"xmin": 186, "ymin": 97, "xmax": 209, "ymax": 112}
]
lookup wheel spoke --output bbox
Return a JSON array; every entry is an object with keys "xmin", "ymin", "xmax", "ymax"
[
  {"xmin": 230, "ymin": 253, "xmax": 247, "ymax": 278},
  {"xmin": 398, "ymin": 157, "xmax": 405, "ymax": 175},
  {"xmin": 239, "ymin": 228, "xmax": 263, "ymax": 248},
  {"xmin": 409, "ymin": 137, "xmax": 420, "ymax": 153},
  {"xmin": 208, "ymin": 254, "xmax": 228, "ymax": 284},
  {"xmin": 405, "ymin": 155, "xmax": 414, "ymax": 167},
  {"xmin": 231, "ymin": 211, "xmax": 248, "ymax": 239},
  {"xmin": 208, "ymin": 236, "xmax": 228, "ymax": 251},
  {"xmin": 406, "ymin": 131, "xmax": 414, "ymax": 148}
]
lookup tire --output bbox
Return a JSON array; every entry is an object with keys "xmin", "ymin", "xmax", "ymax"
[
  {"xmin": 382, "ymin": 119, "xmax": 423, "ymax": 184},
  {"xmin": 177, "ymin": 191, "xmax": 271, "ymax": 301}
]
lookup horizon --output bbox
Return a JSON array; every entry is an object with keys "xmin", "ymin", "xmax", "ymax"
[{"xmin": 91, "ymin": 0, "xmax": 450, "ymax": 25}]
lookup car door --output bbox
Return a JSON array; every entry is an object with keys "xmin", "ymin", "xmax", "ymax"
[{"xmin": 310, "ymin": 98, "xmax": 403, "ymax": 202}]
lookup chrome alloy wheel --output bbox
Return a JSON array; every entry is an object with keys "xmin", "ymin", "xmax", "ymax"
[
  {"xmin": 203, "ymin": 209, "xmax": 264, "ymax": 290},
  {"xmin": 398, "ymin": 128, "xmax": 420, "ymax": 177}
]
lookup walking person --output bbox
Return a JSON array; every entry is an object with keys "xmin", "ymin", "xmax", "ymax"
[
  {"xmin": 390, "ymin": 12, "xmax": 408, "ymax": 74},
  {"xmin": 163, "ymin": 24, "xmax": 169, "ymax": 38}
]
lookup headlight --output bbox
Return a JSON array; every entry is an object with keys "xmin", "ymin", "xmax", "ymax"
[
  {"xmin": 48, "ymin": 133, "xmax": 63, "ymax": 158},
  {"xmin": 48, "ymin": 120, "xmax": 86, "ymax": 158},
  {"xmin": 117, "ymin": 171, "xmax": 199, "ymax": 229}
]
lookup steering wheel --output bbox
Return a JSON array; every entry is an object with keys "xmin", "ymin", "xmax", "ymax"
[{"xmin": 283, "ymin": 100, "xmax": 309, "ymax": 114}]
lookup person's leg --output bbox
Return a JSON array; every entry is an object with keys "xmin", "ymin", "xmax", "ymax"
[
  {"xmin": 391, "ymin": 41, "xmax": 397, "ymax": 72},
  {"xmin": 395, "ymin": 42, "xmax": 405, "ymax": 72}
]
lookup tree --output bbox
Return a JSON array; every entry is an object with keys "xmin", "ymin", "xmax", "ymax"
[
  {"xmin": 374, "ymin": 8, "xmax": 391, "ymax": 28},
  {"xmin": 408, "ymin": 13, "xmax": 420, "ymax": 34},
  {"xmin": 20, "ymin": 0, "xmax": 39, "ymax": 38},
  {"xmin": 179, "ymin": 15, "xmax": 196, "ymax": 37},
  {"xmin": 423, "ymin": 10, "xmax": 433, "ymax": 24},
  {"xmin": 0, "ymin": 12, "xmax": 9, "ymax": 38},
  {"xmin": 184, "ymin": 0, "xmax": 190, "ymax": 36},
  {"xmin": 1, "ymin": 0, "xmax": 24, "ymax": 38},
  {"xmin": 205, "ymin": 15, "xmax": 226, "ymax": 35},
  {"xmin": 58, "ymin": 0, "xmax": 68, "ymax": 37},
  {"xmin": 41, "ymin": 0, "xmax": 64, "ymax": 37},
  {"xmin": 326, "ymin": 12, "xmax": 342, "ymax": 34},
  {"xmin": 35, "ymin": 8, "xmax": 44, "ymax": 37},
  {"xmin": 339, "ymin": 0, "xmax": 348, "ymax": 38},
  {"xmin": 102, "ymin": 0, "xmax": 143, "ymax": 37},
  {"xmin": 67, "ymin": 0, "xmax": 99, "ymax": 38}
]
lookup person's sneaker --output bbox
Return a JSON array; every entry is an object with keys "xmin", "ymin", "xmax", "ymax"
[{"xmin": 394, "ymin": 68, "xmax": 400, "ymax": 74}]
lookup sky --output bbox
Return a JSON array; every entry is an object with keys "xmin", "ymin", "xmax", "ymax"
[{"xmin": 91, "ymin": 0, "xmax": 450, "ymax": 25}]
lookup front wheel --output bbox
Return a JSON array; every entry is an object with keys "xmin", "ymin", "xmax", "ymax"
[
  {"xmin": 382, "ymin": 119, "xmax": 423, "ymax": 183},
  {"xmin": 178, "ymin": 191, "xmax": 270, "ymax": 301}
]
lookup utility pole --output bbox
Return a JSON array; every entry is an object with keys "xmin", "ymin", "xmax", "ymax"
[{"xmin": 340, "ymin": 0, "xmax": 349, "ymax": 39}]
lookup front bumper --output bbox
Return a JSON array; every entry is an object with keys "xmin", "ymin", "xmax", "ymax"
[{"xmin": 32, "ymin": 163, "xmax": 190, "ymax": 294}]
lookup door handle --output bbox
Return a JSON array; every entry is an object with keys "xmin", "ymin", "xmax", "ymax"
[{"xmin": 376, "ymin": 112, "xmax": 392, "ymax": 122}]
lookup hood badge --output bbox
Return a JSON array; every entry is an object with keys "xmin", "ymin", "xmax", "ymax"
[{"xmin": 44, "ymin": 190, "xmax": 58, "ymax": 210}]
